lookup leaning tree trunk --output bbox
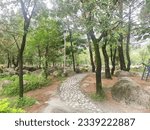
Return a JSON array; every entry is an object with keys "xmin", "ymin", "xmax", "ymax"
[
  {"xmin": 87, "ymin": 33, "xmax": 95, "ymax": 72},
  {"xmin": 126, "ymin": 5, "xmax": 131, "ymax": 71},
  {"xmin": 102, "ymin": 42, "xmax": 111, "ymax": 79}
]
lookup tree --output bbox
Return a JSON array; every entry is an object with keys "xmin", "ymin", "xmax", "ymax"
[
  {"xmin": 102, "ymin": 32, "xmax": 112, "ymax": 79},
  {"xmin": 126, "ymin": 1, "xmax": 132, "ymax": 71},
  {"xmin": 118, "ymin": 0, "xmax": 126, "ymax": 71},
  {"xmin": 18, "ymin": 0, "xmax": 37, "ymax": 98},
  {"xmin": 87, "ymin": 34, "xmax": 95, "ymax": 72}
]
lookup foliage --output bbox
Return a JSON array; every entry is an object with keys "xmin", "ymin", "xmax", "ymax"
[
  {"xmin": 90, "ymin": 91, "xmax": 105, "ymax": 101},
  {"xmin": 1, "ymin": 74, "xmax": 49, "ymax": 96},
  {"xmin": 14, "ymin": 97, "xmax": 36, "ymax": 108},
  {"xmin": 0, "ymin": 98, "xmax": 24, "ymax": 113}
]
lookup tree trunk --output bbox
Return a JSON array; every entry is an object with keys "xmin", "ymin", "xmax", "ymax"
[
  {"xmin": 87, "ymin": 33, "xmax": 95, "ymax": 72},
  {"xmin": 44, "ymin": 44, "xmax": 49, "ymax": 79},
  {"xmin": 126, "ymin": 5, "xmax": 131, "ymax": 71},
  {"xmin": 110, "ymin": 45, "xmax": 117, "ymax": 75},
  {"xmin": 89, "ymin": 30, "xmax": 103, "ymax": 95},
  {"xmin": 102, "ymin": 42, "xmax": 111, "ymax": 79},
  {"xmin": 63, "ymin": 31, "xmax": 67, "ymax": 74},
  {"xmin": 37, "ymin": 45, "xmax": 42, "ymax": 69},
  {"xmin": 18, "ymin": 0, "xmax": 36, "ymax": 98},
  {"xmin": 18, "ymin": 51, "xmax": 24, "ymax": 98},
  {"xmin": 12, "ymin": 55, "xmax": 19, "ymax": 68},
  {"xmin": 19, "ymin": 33, "xmax": 28, "ymax": 98},
  {"xmin": 118, "ymin": 0, "xmax": 126, "ymax": 71},
  {"xmin": 7, "ymin": 52, "xmax": 11, "ymax": 68},
  {"xmin": 94, "ymin": 42, "xmax": 103, "ymax": 95},
  {"xmin": 69, "ymin": 30, "xmax": 76, "ymax": 72}
]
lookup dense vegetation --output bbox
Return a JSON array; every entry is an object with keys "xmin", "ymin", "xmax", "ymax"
[{"xmin": 0, "ymin": 0, "xmax": 150, "ymax": 112}]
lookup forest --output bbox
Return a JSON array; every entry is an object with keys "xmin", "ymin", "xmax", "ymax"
[{"xmin": 0, "ymin": 0, "xmax": 150, "ymax": 113}]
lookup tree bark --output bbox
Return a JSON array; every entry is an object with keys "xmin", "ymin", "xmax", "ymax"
[
  {"xmin": 7, "ymin": 52, "xmax": 11, "ymax": 68},
  {"xmin": 102, "ymin": 41, "xmax": 111, "ymax": 79},
  {"xmin": 89, "ymin": 30, "xmax": 103, "ymax": 95},
  {"xmin": 18, "ymin": 51, "xmax": 24, "ymax": 98},
  {"xmin": 126, "ymin": 5, "xmax": 131, "ymax": 71},
  {"xmin": 118, "ymin": 0, "xmax": 126, "ymax": 71},
  {"xmin": 110, "ymin": 45, "xmax": 117, "ymax": 75},
  {"xmin": 37, "ymin": 45, "xmax": 42, "ymax": 69},
  {"xmin": 87, "ymin": 33, "xmax": 95, "ymax": 72},
  {"xmin": 19, "ymin": 0, "xmax": 36, "ymax": 98},
  {"xmin": 12, "ymin": 55, "xmax": 19, "ymax": 68},
  {"xmin": 44, "ymin": 44, "xmax": 49, "ymax": 79},
  {"xmin": 69, "ymin": 30, "xmax": 76, "ymax": 72}
]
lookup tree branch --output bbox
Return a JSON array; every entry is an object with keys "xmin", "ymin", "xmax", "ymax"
[
  {"xmin": 12, "ymin": 34, "xmax": 20, "ymax": 50},
  {"xmin": 20, "ymin": 0, "xmax": 28, "ymax": 22}
]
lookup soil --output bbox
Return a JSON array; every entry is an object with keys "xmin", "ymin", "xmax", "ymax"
[
  {"xmin": 25, "ymin": 73, "xmax": 150, "ymax": 113},
  {"xmin": 80, "ymin": 73, "xmax": 150, "ymax": 113},
  {"xmin": 24, "ymin": 79, "xmax": 61, "ymax": 112}
]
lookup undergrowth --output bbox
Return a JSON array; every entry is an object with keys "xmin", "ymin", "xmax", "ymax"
[{"xmin": 1, "ymin": 74, "xmax": 49, "ymax": 96}]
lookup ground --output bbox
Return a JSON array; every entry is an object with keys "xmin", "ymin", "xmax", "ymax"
[{"xmin": 25, "ymin": 73, "xmax": 150, "ymax": 113}]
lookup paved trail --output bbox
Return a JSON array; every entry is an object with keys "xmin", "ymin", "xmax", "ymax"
[{"xmin": 42, "ymin": 74, "xmax": 102, "ymax": 113}]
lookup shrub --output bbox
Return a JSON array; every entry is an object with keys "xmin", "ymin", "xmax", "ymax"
[
  {"xmin": 1, "ymin": 74, "xmax": 49, "ymax": 96},
  {"xmin": 14, "ymin": 97, "xmax": 36, "ymax": 108},
  {"xmin": 0, "ymin": 98, "xmax": 24, "ymax": 113}
]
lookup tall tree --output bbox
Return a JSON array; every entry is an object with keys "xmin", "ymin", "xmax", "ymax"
[
  {"xmin": 126, "ymin": 2, "xmax": 132, "ymax": 71},
  {"xmin": 18, "ymin": 0, "xmax": 37, "ymax": 98},
  {"xmin": 102, "ymin": 33, "xmax": 112, "ymax": 79},
  {"xmin": 87, "ymin": 33, "xmax": 95, "ymax": 72},
  {"xmin": 118, "ymin": 0, "xmax": 126, "ymax": 71}
]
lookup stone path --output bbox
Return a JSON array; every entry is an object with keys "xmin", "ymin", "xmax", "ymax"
[{"xmin": 43, "ymin": 74, "xmax": 102, "ymax": 113}]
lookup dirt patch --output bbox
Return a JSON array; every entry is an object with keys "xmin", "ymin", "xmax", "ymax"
[
  {"xmin": 80, "ymin": 73, "xmax": 150, "ymax": 112},
  {"xmin": 24, "ymin": 80, "xmax": 60, "ymax": 112}
]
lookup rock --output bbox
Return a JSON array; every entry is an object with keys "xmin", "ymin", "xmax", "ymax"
[
  {"xmin": 23, "ymin": 66, "xmax": 38, "ymax": 72},
  {"xmin": 23, "ymin": 70, "xmax": 30, "ymax": 74},
  {"xmin": 111, "ymin": 77, "xmax": 150, "ymax": 108},
  {"xmin": 0, "ymin": 68, "xmax": 3, "ymax": 73},
  {"xmin": 23, "ymin": 80, "xmax": 28, "ymax": 86},
  {"xmin": 114, "ymin": 70, "xmax": 132, "ymax": 77},
  {"xmin": 0, "ymin": 80, "xmax": 12, "ymax": 90},
  {"xmin": 52, "ymin": 70, "xmax": 62, "ymax": 77},
  {"xmin": 4, "ymin": 68, "xmax": 17, "ymax": 75},
  {"xmin": 32, "ymin": 69, "xmax": 42, "ymax": 75}
]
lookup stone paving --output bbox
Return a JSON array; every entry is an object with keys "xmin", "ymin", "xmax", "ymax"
[{"xmin": 59, "ymin": 74, "xmax": 102, "ymax": 113}]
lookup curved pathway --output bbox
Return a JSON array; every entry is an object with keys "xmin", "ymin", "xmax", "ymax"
[{"xmin": 43, "ymin": 74, "xmax": 102, "ymax": 113}]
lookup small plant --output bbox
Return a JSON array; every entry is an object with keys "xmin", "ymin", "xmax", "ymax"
[
  {"xmin": 14, "ymin": 97, "xmax": 36, "ymax": 108},
  {"xmin": 90, "ymin": 91, "xmax": 106, "ymax": 101},
  {"xmin": 0, "ymin": 98, "xmax": 24, "ymax": 113}
]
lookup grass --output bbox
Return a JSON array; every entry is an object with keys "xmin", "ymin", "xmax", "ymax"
[{"xmin": 90, "ymin": 91, "xmax": 106, "ymax": 101}]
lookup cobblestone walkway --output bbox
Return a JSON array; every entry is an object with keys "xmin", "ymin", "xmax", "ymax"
[{"xmin": 59, "ymin": 74, "xmax": 102, "ymax": 113}]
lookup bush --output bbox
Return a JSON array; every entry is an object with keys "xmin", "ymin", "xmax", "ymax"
[
  {"xmin": 14, "ymin": 97, "xmax": 36, "ymax": 108},
  {"xmin": 23, "ymin": 74, "xmax": 48, "ymax": 91},
  {"xmin": 1, "ymin": 74, "xmax": 49, "ymax": 96},
  {"xmin": 0, "ymin": 98, "xmax": 24, "ymax": 113}
]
